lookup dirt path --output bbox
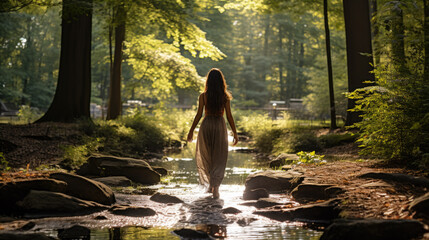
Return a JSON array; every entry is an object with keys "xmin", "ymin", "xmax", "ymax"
[{"xmin": 296, "ymin": 161, "xmax": 427, "ymax": 220}]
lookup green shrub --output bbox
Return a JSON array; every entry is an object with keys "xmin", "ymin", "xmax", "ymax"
[
  {"xmin": 285, "ymin": 130, "xmax": 320, "ymax": 153},
  {"xmin": 318, "ymin": 133, "xmax": 356, "ymax": 148},
  {"xmin": 255, "ymin": 128, "xmax": 284, "ymax": 153},
  {"xmin": 18, "ymin": 105, "xmax": 42, "ymax": 123},
  {"xmin": 0, "ymin": 152, "xmax": 10, "ymax": 172},
  {"xmin": 350, "ymin": 64, "xmax": 429, "ymax": 168},
  {"xmin": 296, "ymin": 151, "xmax": 326, "ymax": 165}
]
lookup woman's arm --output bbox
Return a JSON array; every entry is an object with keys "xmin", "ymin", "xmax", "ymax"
[
  {"xmin": 225, "ymin": 99, "xmax": 238, "ymax": 145},
  {"xmin": 187, "ymin": 93, "xmax": 204, "ymax": 142}
]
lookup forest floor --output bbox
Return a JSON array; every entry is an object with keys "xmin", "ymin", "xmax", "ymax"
[
  {"xmin": 296, "ymin": 157, "xmax": 427, "ymax": 220},
  {"xmin": 0, "ymin": 123, "xmax": 428, "ymax": 223}
]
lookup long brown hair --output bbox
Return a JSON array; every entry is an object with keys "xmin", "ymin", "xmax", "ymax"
[{"xmin": 204, "ymin": 68, "xmax": 232, "ymax": 114}]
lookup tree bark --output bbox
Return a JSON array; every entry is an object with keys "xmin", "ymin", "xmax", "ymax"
[
  {"xmin": 370, "ymin": 0, "xmax": 380, "ymax": 66},
  {"xmin": 343, "ymin": 0, "xmax": 374, "ymax": 126},
  {"xmin": 424, "ymin": 0, "xmax": 429, "ymax": 82},
  {"xmin": 107, "ymin": 3, "xmax": 126, "ymax": 120},
  {"xmin": 324, "ymin": 0, "xmax": 337, "ymax": 129},
  {"xmin": 36, "ymin": 0, "xmax": 92, "ymax": 123},
  {"xmin": 391, "ymin": 2, "xmax": 407, "ymax": 74}
]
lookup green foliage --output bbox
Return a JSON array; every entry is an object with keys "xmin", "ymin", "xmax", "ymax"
[
  {"xmin": 295, "ymin": 151, "xmax": 326, "ymax": 165},
  {"xmin": 283, "ymin": 129, "xmax": 321, "ymax": 153},
  {"xmin": 318, "ymin": 133, "xmax": 356, "ymax": 148},
  {"xmin": 0, "ymin": 152, "xmax": 11, "ymax": 172},
  {"xmin": 61, "ymin": 137, "xmax": 100, "ymax": 170},
  {"xmin": 351, "ymin": 64, "xmax": 429, "ymax": 168},
  {"xmin": 18, "ymin": 105, "xmax": 42, "ymax": 123}
]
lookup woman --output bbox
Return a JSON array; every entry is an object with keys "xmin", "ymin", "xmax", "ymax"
[{"xmin": 187, "ymin": 68, "xmax": 238, "ymax": 199}]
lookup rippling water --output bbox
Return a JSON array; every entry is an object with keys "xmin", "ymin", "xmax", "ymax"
[{"xmin": 5, "ymin": 141, "xmax": 323, "ymax": 239}]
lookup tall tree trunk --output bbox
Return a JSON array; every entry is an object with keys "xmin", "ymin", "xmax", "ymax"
[
  {"xmin": 370, "ymin": 0, "xmax": 380, "ymax": 66},
  {"xmin": 285, "ymin": 33, "xmax": 293, "ymax": 104},
  {"xmin": 324, "ymin": 0, "xmax": 337, "ymax": 129},
  {"xmin": 278, "ymin": 25, "xmax": 285, "ymax": 101},
  {"xmin": 107, "ymin": 3, "xmax": 126, "ymax": 120},
  {"xmin": 263, "ymin": 14, "xmax": 270, "ymax": 82},
  {"xmin": 36, "ymin": 0, "xmax": 92, "ymax": 123},
  {"xmin": 423, "ymin": 0, "xmax": 429, "ymax": 82},
  {"xmin": 297, "ymin": 42, "xmax": 305, "ymax": 98},
  {"xmin": 343, "ymin": 0, "xmax": 374, "ymax": 126},
  {"xmin": 391, "ymin": 2, "xmax": 407, "ymax": 74}
]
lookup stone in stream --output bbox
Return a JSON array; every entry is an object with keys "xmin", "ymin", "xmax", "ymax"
[
  {"xmin": 16, "ymin": 190, "xmax": 108, "ymax": 216},
  {"xmin": 222, "ymin": 207, "xmax": 242, "ymax": 214},
  {"xmin": 58, "ymin": 225, "xmax": 90, "ymax": 240},
  {"xmin": 243, "ymin": 188, "xmax": 269, "ymax": 200},
  {"xmin": 254, "ymin": 199, "xmax": 340, "ymax": 224},
  {"xmin": 109, "ymin": 206, "xmax": 156, "ymax": 217},
  {"xmin": 319, "ymin": 219, "xmax": 427, "ymax": 240},
  {"xmin": 255, "ymin": 198, "xmax": 283, "ymax": 208},
  {"xmin": 0, "ymin": 178, "xmax": 67, "ymax": 213},
  {"xmin": 172, "ymin": 228, "xmax": 211, "ymax": 239},
  {"xmin": 0, "ymin": 233, "xmax": 56, "ymax": 240},
  {"xmin": 358, "ymin": 172, "xmax": 429, "ymax": 188},
  {"xmin": 291, "ymin": 184, "xmax": 344, "ymax": 203},
  {"xmin": 152, "ymin": 166, "xmax": 169, "ymax": 176},
  {"xmin": 150, "ymin": 192, "xmax": 184, "ymax": 204},
  {"xmin": 269, "ymin": 153, "xmax": 296, "ymax": 169},
  {"xmin": 19, "ymin": 221, "xmax": 36, "ymax": 230},
  {"xmin": 244, "ymin": 170, "xmax": 304, "ymax": 193},
  {"xmin": 92, "ymin": 176, "xmax": 133, "ymax": 187},
  {"xmin": 409, "ymin": 192, "xmax": 429, "ymax": 218},
  {"xmin": 77, "ymin": 154, "xmax": 161, "ymax": 185},
  {"xmin": 50, "ymin": 172, "xmax": 115, "ymax": 205}
]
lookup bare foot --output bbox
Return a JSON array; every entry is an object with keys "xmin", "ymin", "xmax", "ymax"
[{"xmin": 206, "ymin": 186, "xmax": 213, "ymax": 193}]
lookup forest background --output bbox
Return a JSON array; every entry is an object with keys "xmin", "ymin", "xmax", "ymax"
[{"xmin": 1, "ymin": 0, "xmax": 429, "ymax": 170}]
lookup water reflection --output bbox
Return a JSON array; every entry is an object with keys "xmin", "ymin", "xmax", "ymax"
[{"xmin": 197, "ymin": 224, "xmax": 228, "ymax": 238}]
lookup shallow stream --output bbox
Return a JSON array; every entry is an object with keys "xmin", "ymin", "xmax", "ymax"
[{"xmin": 11, "ymin": 139, "xmax": 323, "ymax": 239}]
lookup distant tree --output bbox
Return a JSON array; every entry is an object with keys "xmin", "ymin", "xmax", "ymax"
[
  {"xmin": 343, "ymin": 0, "xmax": 374, "ymax": 126},
  {"xmin": 36, "ymin": 0, "xmax": 92, "ymax": 122},
  {"xmin": 323, "ymin": 0, "xmax": 336, "ymax": 129},
  {"xmin": 104, "ymin": 0, "xmax": 224, "ymax": 119}
]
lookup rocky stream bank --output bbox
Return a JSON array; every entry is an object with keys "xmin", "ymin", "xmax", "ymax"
[{"xmin": 0, "ymin": 152, "xmax": 428, "ymax": 239}]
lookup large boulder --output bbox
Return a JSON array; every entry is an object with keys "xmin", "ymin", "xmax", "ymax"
[
  {"xmin": 409, "ymin": 192, "xmax": 429, "ymax": 218},
  {"xmin": 150, "ymin": 192, "xmax": 183, "ymax": 204},
  {"xmin": 92, "ymin": 176, "xmax": 133, "ymax": 187},
  {"xmin": 77, "ymin": 155, "xmax": 161, "ymax": 185},
  {"xmin": 254, "ymin": 199, "xmax": 340, "ymax": 223},
  {"xmin": 16, "ymin": 190, "xmax": 107, "ymax": 216},
  {"xmin": 320, "ymin": 219, "xmax": 427, "ymax": 240},
  {"xmin": 244, "ymin": 170, "xmax": 304, "ymax": 193},
  {"xmin": 358, "ymin": 172, "xmax": 429, "ymax": 188},
  {"xmin": 0, "ymin": 178, "xmax": 67, "ymax": 213},
  {"xmin": 291, "ymin": 184, "xmax": 343, "ymax": 203},
  {"xmin": 50, "ymin": 172, "xmax": 115, "ymax": 205}
]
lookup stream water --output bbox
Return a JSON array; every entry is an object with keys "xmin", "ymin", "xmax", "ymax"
[{"xmin": 9, "ymin": 139, "xmax": 323, "ymax": 239}]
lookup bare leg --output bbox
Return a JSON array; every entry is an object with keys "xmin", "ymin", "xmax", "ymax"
[{"xmin": 213, "ymin": 186, "xmax": 219, "ymax": 199}]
